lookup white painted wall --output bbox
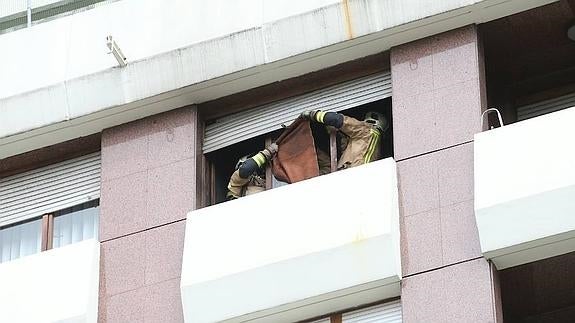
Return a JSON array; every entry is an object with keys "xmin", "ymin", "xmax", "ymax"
[
  {"xmin": 181, "ymin": 158, "xmax": 401, "ymax": 323},
  {"xmin": 0, "ymin": 239, "xmax": 100, "ymax": 322},
  {"xmin": 474, "ymin": 107, "xmax": 575, "ymax": 269},
  {"xmin": 0, "ymin": 0, "xmax": 348, "ymax": 99}
]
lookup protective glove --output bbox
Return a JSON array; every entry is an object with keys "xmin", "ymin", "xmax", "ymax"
[{"xmin": 261, "ymin": 143, "xmax": 278, "ymax": 162}]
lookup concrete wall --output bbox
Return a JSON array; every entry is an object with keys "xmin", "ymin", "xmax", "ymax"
[
  {"xmin": 98, "ymin": 107, "xmax": 198, "ymax": 322},
  {"xmin": 391, "ymin": 25, "xmax": 502, "ymax": 322}
]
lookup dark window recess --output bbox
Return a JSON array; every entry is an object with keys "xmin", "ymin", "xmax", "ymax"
[{"xmin": 205, "ymin": 97, "xmax": 393, "ymax": 205}]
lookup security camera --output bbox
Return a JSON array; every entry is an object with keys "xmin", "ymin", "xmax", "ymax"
[{"xmin": 106, "ymin": 36, "xmax": 127, "ymax": 67}]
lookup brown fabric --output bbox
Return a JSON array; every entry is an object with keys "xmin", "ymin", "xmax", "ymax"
[{"xmin": 272, "ymin": 117, "xmax": 319, "ymax": 183}]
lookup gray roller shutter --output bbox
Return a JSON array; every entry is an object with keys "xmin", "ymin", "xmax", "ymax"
[
  {"xmin": 203, "ymin": 72, "xmax": 392, "ymax": 153},
  {"xmin": 0, "ymin": 152, "xmax": 101, "ymax": 227},
  {"xmin": 342, "ymin": 300, "xmax": 402, "ymax": 323},
  {"xmin": 517, "ymin": 92, "xmax": 575, "ymax": 121}
]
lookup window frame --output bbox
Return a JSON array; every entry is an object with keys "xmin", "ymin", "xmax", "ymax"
[
  {"xmin": 301, "ymin": 297, "xmax": 401, "ymax": 323},
  {"xmin": 1, "ymin": 199, "xmax": 99, "ymax": 262},
  {"xmin": 203, "ymin": 96, "xmax": 394, "ymax": 206}
]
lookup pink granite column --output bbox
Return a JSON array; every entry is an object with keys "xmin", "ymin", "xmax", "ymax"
[
  {"xmin": 98, "ymin": 107, "xmax": 198, "ymax": 323},
  {"xmin": 391, "ymin": 25, "xmax": 502, "ymax": 322}
]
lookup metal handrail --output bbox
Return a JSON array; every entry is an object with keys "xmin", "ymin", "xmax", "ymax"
[
  {"xmin": 1, "ymin": 0, "xmax": 117, "ymax": 34},
  {"xmin": 481, "ymin": 108, "xmax": 504, "ymax": 130}
]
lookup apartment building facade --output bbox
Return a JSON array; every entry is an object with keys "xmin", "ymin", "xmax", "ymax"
[{"xmin": 1, "ymin": 0, "xmax": 574, "ymax": 322}]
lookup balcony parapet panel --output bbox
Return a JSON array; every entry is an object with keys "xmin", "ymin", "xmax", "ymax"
[
  {"xmin": 474, "ymin": 107, "xmax": 575, "ymax": 269},
  {"xmin": 181, "ymin": 158, "xmax": 401, "ymax": 323},
  {"xmin": 0, "ymin": 239, "xmax": 100, "ymax": 323}
]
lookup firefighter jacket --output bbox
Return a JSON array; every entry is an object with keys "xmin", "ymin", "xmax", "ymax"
[
  {"xmin": 336, "ymin": 116, "xmax": 382, "ymax": 169},
  {"xmin": 226, "ymin": 169, "xmax": 265, "ymax": 199}
]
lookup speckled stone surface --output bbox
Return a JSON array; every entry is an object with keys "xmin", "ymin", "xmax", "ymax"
[
  {"xmin": 101, "ymin": 120, "xmax": 149, "ymax": 182},
  {"xmin": 146, "ymin": 159, "xmax": 195, "ymax": 229},
  {"xmin": 100, "ymin": 171, "xmax": 148, "ymax": 241},
  {"xmin": 99, "ymin": 106, "xmax": 196, "ymax": 323},
  {"xmin": 100, "ymin": 107, "xmax": 197, "ymax": 240},
  {"xmin": 440, "ymin": 200, "xmax": 481, "ymax": 265},
  {"xmin": 100, "ymin": 232, "xmax": 146, "ymax": 297},
  {"xmin": 99, "ymin": 223, "xmax": 186, "ymax": 323},
  {"xmin": 99, "ymin": 278, "xmax": 184, "ymax": 323},
  {"xmin": 402, "ymin": 258, "xmax": 496, "ymax": 323},
  {"xmin": 147, "ymin": 109, "xmax": 195, "ymax": 169},
  {"xmin": 395, "ymin": 26, "xmax": 499, "ymax": 322},
  {"xmin": 398, "ymin": 123, "xmax": 479, "ymax": 275},
  {"xmin": 437, "ymin": 142, "xmax": 474, "ymax": 207},
  {"xmin": 142, "ymin": 278, "xmax": 184, "ymax": 323},
  {"xmin": 397, "ymin": 151, "xmax": 439, "ymax": 217},
  {"xmin": 144, "ymin": 222, "xmax": 185, "ymax": 285},
  {"xmin": 392, "ymin": 25, "xmax": 485, "ymax": 160},
  {"xmin": 401, "ymin": 209, "xmax": 443, "ymax": 275},
  {"xmin": 100, "ymin": 287, "xmax": 145, "ymax": 323}
]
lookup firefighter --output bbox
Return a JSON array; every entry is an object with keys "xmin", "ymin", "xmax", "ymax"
[
  {"xmin": 226, "ymin": 143, "xmax": 278, "ymax": 200},
  {"xmin": 301, "ymin": 110, "xmax": 388, "ymax": 171}
]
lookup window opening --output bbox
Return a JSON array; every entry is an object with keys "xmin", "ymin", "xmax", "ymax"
[
  {"xmin": 53, "ymin": 200, "xmax": 99, "ymax": 249},
  {"xmin": 0, "ymin": 199, "xmax": 99, "ymax": 263},
  {"xmin": 205, "ymin": 97, "xmax": 392, "ymax": 205}
]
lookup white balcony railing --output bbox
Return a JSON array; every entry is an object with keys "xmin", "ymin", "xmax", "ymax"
[
  {"xmin": 181, "ymin": 158, "xmax": 401, "ymax": 323},
  {"xmin": 0, "ymin": 239, "xmax": 100, "ymax": 322},
  {"xmin": 474, "ymin": 107, "xmax": 575, "ymax": 269}
]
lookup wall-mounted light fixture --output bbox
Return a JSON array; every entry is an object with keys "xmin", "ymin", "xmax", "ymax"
[{"xmin": 106, "ymin": 36, "xmax": 127, "ymax": 67}]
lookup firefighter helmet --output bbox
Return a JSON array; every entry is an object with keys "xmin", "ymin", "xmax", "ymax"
[{"xmin": 364, "ymin": 111, "xmax": 388, "ymax": 133}]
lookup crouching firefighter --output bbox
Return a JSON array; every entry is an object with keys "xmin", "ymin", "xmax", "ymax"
[
  {"xmin": 226, "ymin": 143, "xmax": 278, "ymax": 200},
  {"xmin": 301, "ymin": 110, "xmax": 388, "ymax": 171}
]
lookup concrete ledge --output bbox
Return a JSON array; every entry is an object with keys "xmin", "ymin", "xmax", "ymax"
[{"xmin": 475, "ymin": 107, "xmax": 575, "ymax": 269}]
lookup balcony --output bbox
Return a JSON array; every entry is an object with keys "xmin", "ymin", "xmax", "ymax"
[
  {"xmin": 180, "ymin": 158, "xmax": 401, "ymax": 323},
  {"xmin": 0, "ymin": 0, "xmax": 556, "ymax": 160},
  {"xmin": 0, "ymin": 239, "xmax": 100, "ymax": 322},
  {"xmin": 474, "ymin": 107, "xmax": 575, "ymax": 269}
]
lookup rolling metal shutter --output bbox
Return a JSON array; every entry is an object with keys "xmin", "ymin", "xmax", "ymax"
[
  {"xmin": 0, "ymin": 152, "xmax": 101, "ymax": 227},
  {"xmin": 517, "ymin": 92, "xmax": 575, "ymax": 121},
  {"xmin": 203, "ymin": 72, "xmax": 392, "ymax": 153},
  {"xmin": 342, "ymin": 300, "xmax": 402, "ymax": 323}
]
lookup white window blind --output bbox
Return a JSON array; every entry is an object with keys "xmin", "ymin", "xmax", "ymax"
[
  {"xmin": 203, "ymin": 72, "xmax": 392, "ymax": 153},
  {"xmin": 53, "ymin": 205, "xmax": 99, "ymax": 249},
  {"xmin": 517, "ymin": 92, "xmax": 575, "ymax": 121},
  {"xmin": 342, "ymin": 300, "xmax": 402, "ymax": 323},
  {"xmin": 0, "ymin": 218, "xmax": 42, "ymax": 263},
  {"xmin": 0, "ymin": 153, "xmax": 101, "ymax": 228}
]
